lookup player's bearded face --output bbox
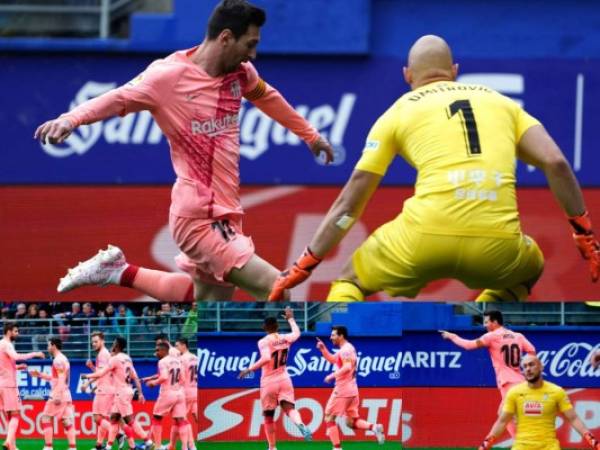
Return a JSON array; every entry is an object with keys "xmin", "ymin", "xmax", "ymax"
[
  {"xmin": 224, "ymin": 25, "xmax": 259, "ymax": 72},
  {"xmin": 8, "ymin": 330, "xmax": 18, "ymax": 341}
]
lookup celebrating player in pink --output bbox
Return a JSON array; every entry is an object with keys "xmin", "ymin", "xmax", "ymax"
[
  {"xmin": 0, "ymin": 323, "xmax": 45, "ymax": 450},
  {"xmin": 176, "ymin": 337, "xmax": 198, "ymax": 450},
  {"xmin": 145, "ymin": 342, "xmax": 192, "ymax": 450},
  {"xmin": 83, "ymin": 337, "xmax": 148, "ymax": 450},
  {"xmin": 36, "ymin": 0, "xmax": 334, "ymax": 301},
  {"xmin": 317, "ymin": 326, "xmax": 385, "ymax": 449},
  {"xmin": 81, "ymin": 331, "xmax": 116, "ymax": 450},
  {"xmin": 440, "ymin": 309, "xmax": 536, "ymax": 437},
  {"xmin": 29, "ymin": 338, "xmax": 76, "ymax": 450},
  {"xmin": 238, "ymin": 307, "xmax": 312, "ymax": 450}
]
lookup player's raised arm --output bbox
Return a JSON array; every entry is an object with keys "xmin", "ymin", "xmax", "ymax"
[
  {"xmin": 28, "ymin": 369, "xmax": 52, "ymax": 381},
  {"xmin": 282, "ymin": 307, "xmax": 301, "ymax": 343},
  {"xmin": 242, "ymin": 64, "xmax": 334, "ymax": 164},
  {"xmin": 316, "ymin": 338, "xmax": 337, "ymax": 364},
  {"xmin": 520, "ymin": 334, "xmax": 536, "ymax": 354},
  {"xmin": 7, "ymin": 347, "xmax": 44, "ymax": 362},
  {"xmin": 238, "ymin": 341, "xmax": 271, "ymax": 378},
  {"xmin": 84, "ymin": 358, "xmax": 113, "ymax": 380},
  {"xmin": 517, "ymin": 124, "xmax": 599, "ymax": 282},
  {"xmin": 439, "ymin": 330, "xmax": 483, "ymax": 350},
  {"xmin": 34, "ymin": 62, "xmax": 177, "ymax": 145}
]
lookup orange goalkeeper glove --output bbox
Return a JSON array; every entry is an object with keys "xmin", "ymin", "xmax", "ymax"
[
  {"xmin": 478, "ymin": 436, "xmax": 496, "ymax": 450},
  {"xmin": 568, "ymin": 211, "xmax": 600, "ymax": 282},
  {"xmin": 585, "ymin": 432, "xmax": 600, "ymax": 450},
  {"xmin": 268, "ymin": 247, "xmax": 322, "ymax": 301}
]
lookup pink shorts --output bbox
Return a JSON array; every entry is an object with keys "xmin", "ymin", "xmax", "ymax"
[
  {"xmin": 185, "ymin": 388, "xmax": 197, "ymax": 415},
  {"xmin": 170, "ymin": 214, "xmax": 255, "ymax": 287},
  {"xmin": 93, "ymin": 393, "xmax": 114, "ymax": 416},
  {"xmin": 0, "ymin": 387, "xmax": 21, "ymax": 412},
  {"xmin": 113, "ymin": 390, "xmax": 134, "ymax": 417},
  {"xmin": 260, "ymin": 378, "xmax": 295, "ymax": 411},
  {"xmin": 325, "ymin": 393, "xmax": 359, "ymax": 418},
  {"xmin": 43, "ymin": 400, "xmax": 74, "ymax": 419},
  {"xmin": 153, "ymin": 390, "xmax": 186, "ymax": 418}
]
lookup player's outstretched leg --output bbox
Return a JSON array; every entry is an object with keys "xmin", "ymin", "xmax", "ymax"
[
  {"xmin": 3, "ymin": 412, "xmax": 20, "ymax": 450},
  {"xmin": 262, "ymin": 411, "xmax": 277, "ymax": 450},
  {"xmin": 57, "ymin": 245, "xmax": 195, "ymax": 301},
  {"xmin": 280, "ymin": 401, "xmax": 312, "ymax": 441}
]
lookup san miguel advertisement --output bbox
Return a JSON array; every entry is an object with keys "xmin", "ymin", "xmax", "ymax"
[
  {"xmin": 1, "ymin": 186, "xmax": 599, "ymax": 301},
  {"xmin": 197, "ymin": 335, "xmax": 402, "ymax": 389},
  {"xmin": 402, "ymin": 387, "xmax": 600, "ymax": 449},
  {"xmin": 2, "ymin": 55, "xmax": 600, "ymax": 187},
  {"xmin": 199, "ymin": 387, "xmax": 401, "ymax": 442}
]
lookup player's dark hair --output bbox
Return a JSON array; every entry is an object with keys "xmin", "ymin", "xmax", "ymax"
[
  {"xmin": 155, "ymin": 333, "xmax": 169, "ymax": 344},
  {"xmin": 114, "ymin": 336, "xmax": 127, "ymax": 352},
  {"xmin": 484, "ymin": 310, "xmax": 504, "ymax": 325},
  {"xmin": 263, "ymin": 317, "xmax": 279, "ymax": 333},
  {"xmin": 332, "ymin": 325, "xmax": 348, "ymax": 339},
  {"xmin": 157, "ymin": 341, "xmax": 170, "ymax": 352},
  {"xmin": 207, "ymin": 0, "xmax": 266, "ymax": 40},
  {"xmin": 91, "ymin": 331, "xmax": 104, "ymax": 340},
  {"xmin": 48, "ymin": 337, "xmax": 62, "ymax": 350},
  {"xmin": 176, "ymin": 337, "xmax": 188, "ymax": 348},
  {"xmin": 3, "ymin": 322, "xmax": 17, "ymax": 334}
]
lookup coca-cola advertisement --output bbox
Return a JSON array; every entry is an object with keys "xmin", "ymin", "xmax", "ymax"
[
  {"xmin": 1, "ymin": 186, "xmax": 600, "ymax": 301},
  {"xmin": 199, "ymin": 387, "xmax": 401, "ymax": 443},
  {"xmin": 402, "ymin": 387, "xmax": 600, "ymax": 448}
]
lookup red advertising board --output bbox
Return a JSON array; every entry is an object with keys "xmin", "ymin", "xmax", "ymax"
[
  {"xmin": 198, "ymin": 387, "xmax": 401, "ymax": 442},
  {"xmin": 0, "ymin": 400, "xmax": 196, "ymax": 439},
  {"xmin": 402, "ymin": 387, "xmax": 600, "ymax": 448},
  {"xmin": 2, "ymin": 186, "xmax": 599, "ymax": 301}
]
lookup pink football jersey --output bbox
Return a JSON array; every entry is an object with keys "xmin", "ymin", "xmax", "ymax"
[
  {"xmin": 0, "ymin": 339, "xmax": 18, "ymax": 388},
  {"xmin": 108, "ymin": 352, "xmax": 137, "ymax": 390},
  {"xmin": 256, "ymin": 318, "xmax": 300, "ymax": 386},
  {"xmin": 50, "ymin": 352, "xmax": 72, "ymax": 402},
  {"xmin": 333, "ymin": 342, "xmax": 359, "ymax": 397},
  {"xmin": 158, "ymin": 354, "xmax": 183, "ymax": 394},
  {"xmin": 179, "ymin": 351, "xmax": 199, "ymax": 390},
  {"xmin": 480, "ymin": 327, "xmax": 536, "ymax": 387},
  {"xmin": 94, "ymin": 347, "xmax": 113, "ymax": 394}
]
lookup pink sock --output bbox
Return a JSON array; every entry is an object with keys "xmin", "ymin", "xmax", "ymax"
[
  {"xmin": 6, "ymin": 416, "xmax": 19, "ymax": 448},
  {"xmin": 123, "ymin": 423, "xmax": 136, "ymax": 448},
  {"xmin": 96, "ymin": 418, "xmax": 110, "ymax": 444},
  {"xmin": 107, "ymin": 422, "xmax": 119, "ymax": 445},
  {"xmin": 186, "ymin": 423, "xmax": 194, "ymax": 449},
  {"xmin": 326, "ymin": 421, "xmax": 341, "ymax": 448},
  {"xmin": 284, "ymin": 408, "xmax": 303, "ymax": 426},
  {"xmin": 42, "ymin": 422, "xmax": 53, "ymax": 447},
  {"xmin": 263, "ymin": 417, "xmax": 276, "ymax": 450},
  {"xmin": 169, "ymin": 425, "xmax": 178, "ymax": 449},
  {"xmin": 178, "ymin": 422, "xmax": 190, "ymax": 450},
  {"xmin": 65, "ymin": 424, "xmax": 77, "ymax": 447},
  {"xmin": 352, "ymin": 418, "xmax": 374, "ymax": 430},
  {"xmin": 151, "ymin": 419, "xmax": 162, "ymax": 446},
  {"xmin": 121, "ymin": 266, "xmax": 194, "ymax": 301}
]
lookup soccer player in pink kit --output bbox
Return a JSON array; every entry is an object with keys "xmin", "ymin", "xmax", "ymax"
[
  {"xmin": 83, "ymin": 337, "xmax": 148, "ymax": 450},
  {"xmin": 237, "ymin": 307, "xmax": 312, "ymax": 450},
  {"xmin": 0, "ymin": 323, "xmax": 45, "ymax": 450},
  {"xmin": 440, "ymin": 309, "xmax": 536, "ymax": 437},
  {"xmin": 317, "ymin": 326, "xmax": 385, "ymax": 449},
  {"xmin": 29, "ymin": 338, "xmax": 76, "ymax": 450},
  {"xmin": 81, "ymin": 331, "xmax": 117, "ymax": 450},
  {"xmin": 174, "ymin": 338, "xmax": 198, "ymax": 450},
  {"xmin": 37, "ymin": 0, "xmax": 334, "ymax": 301},
  {"xmin": 145, "ymin": 342, "xmax": 192, "ymax": 450}
]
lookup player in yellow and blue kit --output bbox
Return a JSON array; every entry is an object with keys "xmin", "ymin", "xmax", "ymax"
[
  {"xmin": 269, "ymin": 34, "xmax": 600, "ymax": 301},
  {"xmin": 478, "ymin": 354, "xmax": 599, "ymax": 450}
]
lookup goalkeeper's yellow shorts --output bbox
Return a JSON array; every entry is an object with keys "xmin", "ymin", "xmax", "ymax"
[{"xmin": 351, "ymin": 214, "xmax": 544, "ymax": 298}]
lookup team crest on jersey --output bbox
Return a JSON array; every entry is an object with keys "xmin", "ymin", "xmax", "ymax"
[
  {"xmin": 523, "ymin": 401, "xmax": 543, "ymax": 415},
  {"xmin": 230, "ymin": 80, "xmax": 242, "ymax": 98}
]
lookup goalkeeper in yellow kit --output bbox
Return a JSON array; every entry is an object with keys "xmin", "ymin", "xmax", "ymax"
[
  {"xmin": 478, "ymin": 354, "xmax": 599, "ymax": 450},
  {"xmin": 269, "ymin": 34, "xmax": 600, "ymax": 301}
]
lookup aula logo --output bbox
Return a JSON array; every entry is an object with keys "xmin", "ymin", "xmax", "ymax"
[{"xmin": 41, "ymin": 81, "xmax": 163, "ymax": 158}]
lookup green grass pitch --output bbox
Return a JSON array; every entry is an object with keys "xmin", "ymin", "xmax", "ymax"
[{"xmin": 12, "ymin": 439, "xmax": 188, "ymax": 450}]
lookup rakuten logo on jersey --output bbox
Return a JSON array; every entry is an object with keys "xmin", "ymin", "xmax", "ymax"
[
  {"xmin": 41, "ymin": 81, "xmax": 163, "ymax": 158},
  {"xmin": 538, "ymin": 343, "xmax": 600, "ymax": 379},
  {"xmin": 191, "ymin": 113, "xmax": 238, "ymax": 137},
  {"xmin": 239, "ymin": 93, "xmax": 356, "ymax": 165}
]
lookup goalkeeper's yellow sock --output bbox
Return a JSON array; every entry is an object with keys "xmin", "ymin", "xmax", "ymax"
[
  {"xmin": 326, "ymin": 279, "xmax": 365, "ymax": 302},
  {"xmin": 476, "ymin": 284, "xmax": 529, "ymax": 302}
]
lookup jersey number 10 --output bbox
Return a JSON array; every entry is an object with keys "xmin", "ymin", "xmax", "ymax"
[{"xmin": 447, "ymin": 99, "xmax": 482, "ymax": 156}]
